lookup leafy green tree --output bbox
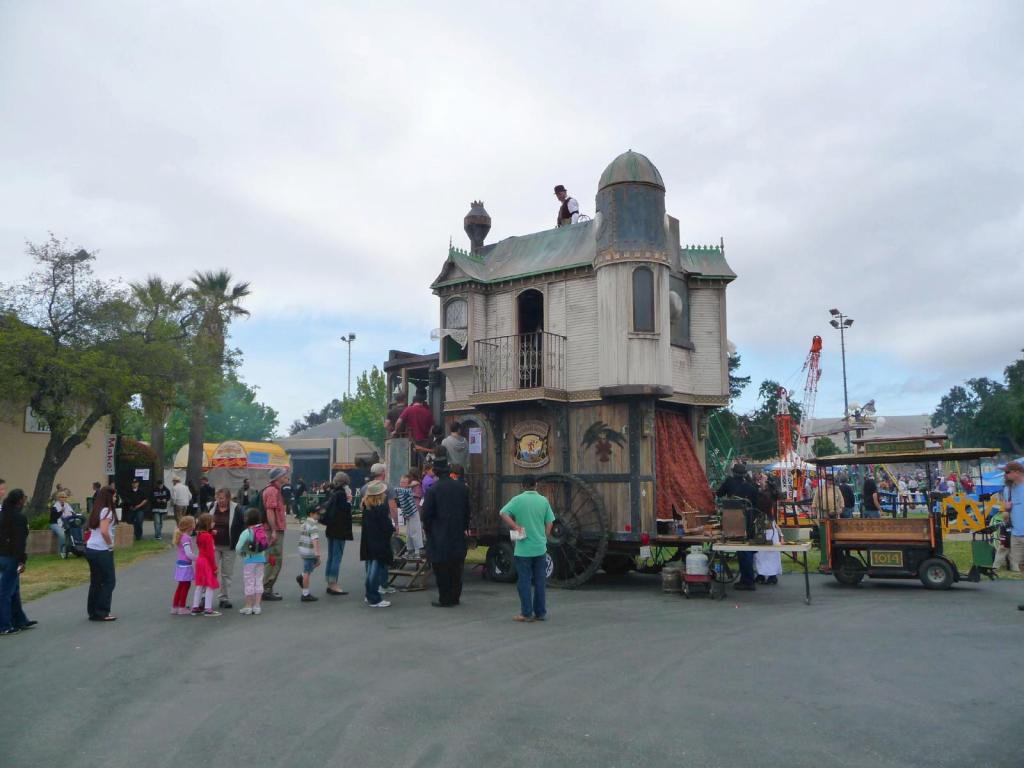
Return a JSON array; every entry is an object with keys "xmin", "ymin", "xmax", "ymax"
[
  {"xmin": 123, "ymin": 377, "xmax": 278, "ymax": 465},
  {"xmin": 0, "ymin": 236, "xmax": 154, "ymax": 516},
  {"xmin": 730, "ymin": 379, "xmax": 803, "ymax": 460},
  {"xmin": 128, "ymin": 276, "xmax": 191, "ymax": 467},
  {"xmin": 184, "ymin": 271, "xmax": 251, "ymax": 486},
  {"xmin": 728, "ymin": 352, "xmax": 751, "ymax": 401},
  {"xmin": 340, "ymin": 367, "xmax": 388, "ymax": 452},
  {"xmin": 933, "ymin": 352, "xmax": 1024, "ymax": 452},
  {"xmin": 289, "ymin": 398, "xmax": 342, "ymax": 435},
  {"xmin": 812, "ymin": 436, "xmax": 841, "ymax": 457}
]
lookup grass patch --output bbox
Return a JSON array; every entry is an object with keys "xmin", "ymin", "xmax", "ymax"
[{"xmin": 20, "ymin": 539, "xmax": 171, "ymax": 602}]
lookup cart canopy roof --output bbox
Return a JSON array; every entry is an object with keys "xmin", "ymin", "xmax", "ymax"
[{"xmin": 810, "ymin": 447, "xmax": 1000, "ymax": 467}]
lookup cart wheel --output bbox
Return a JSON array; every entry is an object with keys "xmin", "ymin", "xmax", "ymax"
[
  {"xmin": 485, "ymin": 540, "xmax": 517, "ymax": 583},
  {"xmin": 833, "ymin": 555, "xmax": 865, "ymax": 586},
  {"xmin": 537, "ymin": 473, "xmax": 608, "ymax": 589},
  {"xmin": 919, "ymin": 558, "xmax": 954, "ymax": 590}
]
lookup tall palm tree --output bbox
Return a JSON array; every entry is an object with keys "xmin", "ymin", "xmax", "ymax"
[
  {"xmin": 185, "ymin": 270, "xmax": 251, "ymax": 488},
  {"xmin": 129, "ymin": 277, "xmax": 189, "ymax": 468}
]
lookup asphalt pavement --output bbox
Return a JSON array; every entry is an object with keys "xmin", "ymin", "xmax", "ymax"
[{"xmin": 1, "ymin": 532, "xmax": 1021, "ymax": 768}]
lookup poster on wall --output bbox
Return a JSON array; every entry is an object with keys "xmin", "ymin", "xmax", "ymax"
[
  {"xmin": 104, "ymin": 435, "xmax": 117, "ymax": 475},
  {"xmin": 468, "ymin": 427, "xmax": 483, "ymax": 455},
  {"xmin": 134, "ymin": 468, "xmax": 150, "ymax": 481},
  {"xmin": 24, "ymin": 407, "xmax": 51, "ymax": 433}
]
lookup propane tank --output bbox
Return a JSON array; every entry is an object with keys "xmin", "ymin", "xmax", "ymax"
[{"xmin": 686, "ymin": 546, "xmax": 709, "ymax": 576}]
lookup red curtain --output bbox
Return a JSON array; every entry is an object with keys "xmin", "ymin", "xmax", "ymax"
[{"xmin": 655, "ymin": 410, "xmax": 715, "ymax": 517}]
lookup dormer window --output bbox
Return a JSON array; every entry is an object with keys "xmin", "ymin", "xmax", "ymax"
[
  {"xmin": 443, "ymin": 298, "xmax": 469, "ymax": 362},
  {"xmin": 632, "ymin": 267, "xmax": 655, "ymax": 333}
]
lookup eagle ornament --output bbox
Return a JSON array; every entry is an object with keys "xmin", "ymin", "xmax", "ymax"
[{"xmin": 581, "ymin": 420, "xmax": 626, "ymax": 463}]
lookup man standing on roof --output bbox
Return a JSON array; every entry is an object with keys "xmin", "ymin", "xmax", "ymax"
[{"xmin": 554, "ymin": 185, "xmax": 579, "ymax": 227}]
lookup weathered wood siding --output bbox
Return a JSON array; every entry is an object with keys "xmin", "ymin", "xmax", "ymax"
[
  {"xmin": 672, "ymin": 285, "xmax": 727, "ymax": 396},
  {"xmin": 596, "ymin": 263, "xmax": 672, "ymax": 390},
  {"xmin": 565, "ymin": 278, "xmax": 599, "ymax": 390}
]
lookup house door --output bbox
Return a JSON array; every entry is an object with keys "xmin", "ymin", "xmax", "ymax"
[{"xmin": 517, "ymin": 289, "xmax": 544, "ymax": 387}]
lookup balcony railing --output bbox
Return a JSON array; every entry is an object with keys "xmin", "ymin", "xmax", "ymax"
[{"xmin": 473, "ymin": 331, "xmax": 566, "ymax": 394}]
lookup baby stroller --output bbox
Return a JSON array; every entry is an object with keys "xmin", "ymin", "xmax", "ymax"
[{"xmin": 61, "ymin": 513, "xmax": 87, "ymax": 559}]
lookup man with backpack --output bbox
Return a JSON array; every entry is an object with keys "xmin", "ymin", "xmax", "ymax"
[{"xmin": 261, "ymin": 468, "xmax": 290, "ymax": 602}]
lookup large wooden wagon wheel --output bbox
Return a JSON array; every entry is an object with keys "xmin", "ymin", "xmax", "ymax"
[{"xmin": 535, "ymin": 472, "xmax": 608, "ymax": 589}]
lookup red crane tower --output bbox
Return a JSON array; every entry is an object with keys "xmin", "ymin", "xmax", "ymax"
[{"xmin": 797, "ymin": 335, "xmax": 823, "ymax": 457}]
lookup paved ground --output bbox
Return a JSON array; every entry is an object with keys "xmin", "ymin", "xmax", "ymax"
[{"xmin": 1, "ymin": 532, "xmax": 1021, "ymax": 768}]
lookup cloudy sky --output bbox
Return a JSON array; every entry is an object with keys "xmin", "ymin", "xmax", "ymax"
[{"xmin": 2, "ymin": 1, "xmax": 1022, "ymax": 432}]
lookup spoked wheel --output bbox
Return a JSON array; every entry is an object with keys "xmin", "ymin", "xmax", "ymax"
[{"xmin": 536, "ymin": 473, "xmax": 608, "ymax": 589}]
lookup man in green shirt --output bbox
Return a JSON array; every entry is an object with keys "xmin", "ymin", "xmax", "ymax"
[{"xmin": 500, "ymin": 476, "xmax": 555, "ymax": 622}]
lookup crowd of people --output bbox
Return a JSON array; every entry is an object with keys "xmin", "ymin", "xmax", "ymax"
[{"xmin": 0, "ymin": 418, "xmax": 559, "ymax": 633}]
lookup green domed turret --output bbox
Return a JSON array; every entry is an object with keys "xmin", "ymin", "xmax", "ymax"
[{"xmin": 598, "ymin": 150, "xmax": 665, "ymax": 191}]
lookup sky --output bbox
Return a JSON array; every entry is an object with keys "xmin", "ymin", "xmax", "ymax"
[{"xmin": 2, "ymin": 1, "xmax": 1022, "ymax": 433}]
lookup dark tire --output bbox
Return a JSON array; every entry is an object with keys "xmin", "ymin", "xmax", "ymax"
[
  {"xmin": 601, "ymin": 555, "xmax": 634, "ymax": 576},
  {"xmin": 486, "ymin": 541, "xmax": 517, "ymax": 583},
  {"xmin": 919, "ymin": 557, "xmax": 954, "ymax": 590},
  {"xmin": 833, "ymin": 554, "xmax": 866, "ymax": 586}
]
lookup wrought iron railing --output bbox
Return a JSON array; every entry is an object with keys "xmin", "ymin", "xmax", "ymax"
[{"xmin": 473, "ymin": 331, "xmax": 566, "ymax": 393}]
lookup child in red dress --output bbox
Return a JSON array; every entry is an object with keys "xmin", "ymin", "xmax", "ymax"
[{"xmin": 191, "ymin": 513, "xmax": 221, "ymax": 616}]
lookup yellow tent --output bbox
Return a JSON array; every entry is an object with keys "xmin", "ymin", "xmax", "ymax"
[{"xmin": 172, "ymin": 442, "xmax": 219, "ymax": 470}]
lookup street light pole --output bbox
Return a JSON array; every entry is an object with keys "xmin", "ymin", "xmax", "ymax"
[
  {"xmin": 341, "ymin": 333, "xmax": 356, "ymax": 396},
  {"xmin": 828, "ymin": 309, "xmax": 854, "ymax": 452},
  {"xmin": 340, "ymin": 333, "xmax": 356, "ymax": 468}
]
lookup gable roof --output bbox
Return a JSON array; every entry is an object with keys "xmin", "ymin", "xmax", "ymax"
[
  {"xmin": 433, "ymin": 223, "xmax": 737, "ymax": 289},
  {"xmin": 433, "ymin": 221, "xmax": 597, "ymax": 288}
]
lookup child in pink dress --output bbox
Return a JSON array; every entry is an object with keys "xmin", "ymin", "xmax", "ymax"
[
  {"xmin": 191, "ymin": 513, "xmax": 221, "ymax": 616},
  {"xmin": 172, "ymin": 516, "xmax": 197, "ymax": 615}
]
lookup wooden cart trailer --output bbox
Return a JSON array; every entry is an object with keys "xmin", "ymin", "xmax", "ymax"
[
  {"xmin": 425, "ymin": 151, "xmax": 734, "ymax": 587},
  {"xmin": 811, "ymin": 447, "xmax": 999, "ymax": 589}
]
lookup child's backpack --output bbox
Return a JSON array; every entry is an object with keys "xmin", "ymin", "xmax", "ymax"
[{"xmin": 249, "ymin": 524, "xmax": 270, "ymax": 553}]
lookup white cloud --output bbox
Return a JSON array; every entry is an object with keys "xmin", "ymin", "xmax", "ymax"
[{"xmin": 2, "ymin": 0, "xmax": 1022, "ymax": 426}]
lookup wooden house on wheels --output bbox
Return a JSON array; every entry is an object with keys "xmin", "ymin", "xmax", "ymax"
[{"xmin": 426, "ymin": 150, "xmax": 736, "ymax": 586}]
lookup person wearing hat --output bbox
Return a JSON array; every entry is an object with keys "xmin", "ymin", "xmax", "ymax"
[
  {"xmin": 554, "ymin": 185, "xmax": 579, "ymax": 228},
  {"xmin": 1002, "ymin": 462, "xmax": 1024, "ymax": 590},
  {"xmin": 359, "ymin": 480, "xmax": 395, "ymax": 608},
  {"xmin": 356, "ymin": 463, "xmax": 399, "ymax": 596},
  {"xmin": 421, "ymin": 456, "xmax": 471, "ymax": 607},
  {"xmin": 261, "ymin": 467, "xmax": 290, "ymax": 601},
  {"xmin": 715, "ymin": 462, "xmax": 760, "ymax": 591}
]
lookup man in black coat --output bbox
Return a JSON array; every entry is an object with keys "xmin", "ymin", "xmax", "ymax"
[
  {"xmin": 421, "ymin": 458, "xmax": 471, "ymax": 607},
  {"xmin": 716, "ymin": 462, "xmax": 761, "ymax": 590}
]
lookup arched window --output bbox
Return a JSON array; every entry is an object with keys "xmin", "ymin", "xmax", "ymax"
[
  {"xmin": 632, "ymin": 267, "xmax": 655, "ymax": 333},
  {"xmin": 443, "ymin": 298, "xmax": 469, "ymax": 362}
]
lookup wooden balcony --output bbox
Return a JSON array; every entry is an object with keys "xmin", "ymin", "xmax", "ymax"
[{"xmin": 471, "ymin": 331, "xmax": 567, "ymax": 404}]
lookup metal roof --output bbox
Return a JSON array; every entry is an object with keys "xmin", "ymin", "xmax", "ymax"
[
  {"xmin": 810, "ymin": 447, "xmax": 1000, "ymax": 467},
  {"xmin": 433, "ymin": 225, "xmax": 737, "ymax": 288},
  {"xmin": 598, "ymin": 150, "xmax": 665, "ymax": 190},
  {"xmin": 681, "ymin": 245, "xmax": 736, "ymax": 281},
  {"xmin": 433, "ymin": 221, "xmax": 597, "ymax": 288}
]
